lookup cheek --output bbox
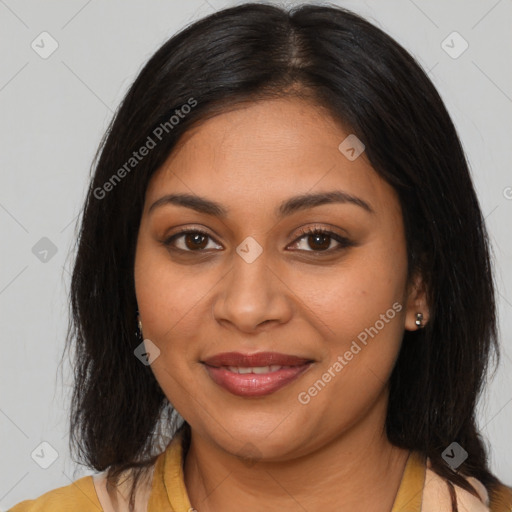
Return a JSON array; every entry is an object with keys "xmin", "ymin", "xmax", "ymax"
[
  {"xmin": 134, "ymin": 244, "xmax": 205, "ymax": 414},
  {"xmin": 134, "ymin": 238, "xmax": 213, "ymax": 344},
  {"xmin": 297, "ymin": 279, "xmax": 405, "ymax": 432},
  {"xmin": 295, "ymin": 234, "xmax": 407, "ymax": 387},
  {"xmin": 298, "ymin": 252, "xmax": 406, "ymax": 344}
]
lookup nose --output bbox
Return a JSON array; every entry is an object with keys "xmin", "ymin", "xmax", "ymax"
[{"xmin": 212, "ymin": 249, "xmax": 293, "ymax": 334}]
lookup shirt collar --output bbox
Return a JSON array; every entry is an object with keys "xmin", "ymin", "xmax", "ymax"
[{"xmin": 155, "ymin": 429, "xmax": 426, "ymax": 512}]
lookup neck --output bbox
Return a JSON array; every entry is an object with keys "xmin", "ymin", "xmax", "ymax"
[{"xmin": 183, "ymin": 400, "xmax": 410, "ymax": 512}]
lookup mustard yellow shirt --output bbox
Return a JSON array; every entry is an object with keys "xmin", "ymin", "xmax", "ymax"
[{"xmin": 9, "ymin": 430, "xmax": 512, "ymax": 511}]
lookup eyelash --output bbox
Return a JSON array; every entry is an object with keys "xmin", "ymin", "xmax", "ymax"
[{"xmin": 162, "ymin": 226, "xmax": 353, "ymax": 255}]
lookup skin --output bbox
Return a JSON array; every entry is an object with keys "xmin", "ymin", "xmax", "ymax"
[{"xmin": 134, "ymin": 97, "xmax": 429, "ymax": 511}]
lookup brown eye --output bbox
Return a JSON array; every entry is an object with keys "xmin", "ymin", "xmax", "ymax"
[
  {"xmin": 306, "ymin": 233, "xmax": 332, "ymax": 251},
  {"xmin": 289, "ymin": 227, "xmax": 353, "ymax": 253},
  {"xmin": 184, "ymin": 232, "xmax": 208, "ymax": 250},
  {"xmin": 163, "ymin": 229, "xmax": 223, "ymax": 252}
]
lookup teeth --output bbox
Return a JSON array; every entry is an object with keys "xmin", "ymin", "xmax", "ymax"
[{"xmin": 226, "ymin": 365, "xmax": 286, "ymax": 374}]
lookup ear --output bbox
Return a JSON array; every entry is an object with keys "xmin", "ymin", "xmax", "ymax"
[{"xmin": 404, "ymin": 272, "xmax": 429, "ymax": 331}]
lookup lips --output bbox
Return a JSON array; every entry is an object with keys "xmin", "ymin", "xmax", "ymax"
[{"xmin": 202, "ymin": 352, "xmax": 313, "ymax": 397}]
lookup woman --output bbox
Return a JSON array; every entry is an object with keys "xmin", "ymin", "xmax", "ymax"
[{"xmin": 10, "ymin": 3, "xmax": 512, "ymax": 511}]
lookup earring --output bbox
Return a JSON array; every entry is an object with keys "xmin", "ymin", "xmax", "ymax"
[
  {"xmin": 415, "ymin": 312, "xmax": 424, "ymax": 329},
  {"xmin": 136, "ymin": 310, "xmax": 143, "ymax": 340}
]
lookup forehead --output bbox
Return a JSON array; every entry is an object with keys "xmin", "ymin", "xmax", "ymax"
[{"xmin": 144, "ymin": 98, "xmax": 399, "ymax": 218}]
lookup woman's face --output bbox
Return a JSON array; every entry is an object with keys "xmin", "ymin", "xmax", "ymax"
[{"xmin": 134, "ymin": 97, "xmax": 423, "ymax": 460}]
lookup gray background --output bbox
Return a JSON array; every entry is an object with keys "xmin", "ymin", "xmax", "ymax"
[{"xmin": 1, "ymin": 0, "xmax": 511, "ymax": 508}]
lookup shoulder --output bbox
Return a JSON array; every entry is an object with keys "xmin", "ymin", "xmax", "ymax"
[
  {"xmin": 488, "ymin": 482, "xmax": 512, "ymax": 512},
  {"xmin": 8, "ymin": 475, "xmax": 101, "ymax": 512},
  {"xmin": 422, "ymin": 460, "xmax": 512, "ymax": 512}
]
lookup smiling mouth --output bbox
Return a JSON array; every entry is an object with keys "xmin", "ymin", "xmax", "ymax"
[{"xmin": 201, "ymin": 352, "xmax": 314, "ymax": 397}]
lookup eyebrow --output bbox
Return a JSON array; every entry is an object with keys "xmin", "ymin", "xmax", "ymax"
[{"xmin": 148, "ymin": 190, "xmax": 374, "ymax": 218}]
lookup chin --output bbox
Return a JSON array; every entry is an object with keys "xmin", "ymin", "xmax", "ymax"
[{"xmin": 209, "ymin": 423, "xmax": 308, "ymax": 462}]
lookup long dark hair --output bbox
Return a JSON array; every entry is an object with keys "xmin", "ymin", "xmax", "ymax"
[{"xmin": 64, "ymin": 2, "xmax": 503, "ymax": 509}]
